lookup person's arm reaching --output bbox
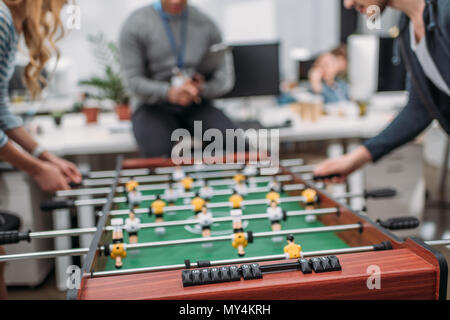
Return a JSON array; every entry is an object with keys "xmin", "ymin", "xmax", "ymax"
[
  {"xmin": 314, "ymin": 85, "xmax": 433, "ymax": 183},
  {"xmin": 0, "ymin": 140, "xmax": 70, "ymax": 192},
  {"xmin": 363, "ymin": 88, "xmax": 432, "ymax": 161},
  {"xmin": 199, "ymin": 21, "xmax": 235, "ymax": 99},
  {"xmin": 6, "ymin": 127, "xmax": 81, "ymax": 183}
]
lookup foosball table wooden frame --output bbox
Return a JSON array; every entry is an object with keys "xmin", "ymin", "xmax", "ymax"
[{"xmin": 69, "ymin": 156, "xmax": 448, "ymax": 300}]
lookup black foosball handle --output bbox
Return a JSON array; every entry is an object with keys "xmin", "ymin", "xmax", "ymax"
[
  {"xmin": 0, "ymin": 230, "xmax": 31, "ymax": 245},
  {"xmin": 40, "ymin": 200, "xmax": 75, "ymax": 212},
  {"xmin": 377, "ymin": 217, "xmax": 420, "ymax": 230},
  {"xmin": 69, "ymin": 181, "xmax": 83, "ymax": 189},
  {"xmin": 365, "ymin": 188, "xmax": 397, "ymax": 199},
  {"xmin": 313, "ymin": 174, "xmax": 342, "ymax": 181}
]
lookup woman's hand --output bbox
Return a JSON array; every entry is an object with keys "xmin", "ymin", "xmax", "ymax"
[
  {"xmin": 40, "ymin": 152, "xmax": 82, "ymax": 184},
  {"xmin": 313, "ymin": 146, "xmax": 373, "ymax": 183},
  {"xmin": 31, "ymin": 161, "xmax": 71, "ymax": 192}
]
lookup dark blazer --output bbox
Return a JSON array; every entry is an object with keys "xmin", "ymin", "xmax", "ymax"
[{"xmin": 364, "ymin": 0, "xmax": 450, "ymax": 162}]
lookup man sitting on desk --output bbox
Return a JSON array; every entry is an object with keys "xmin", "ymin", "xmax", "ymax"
[{"xmin": 119, "ymin": 0, "xmax": 236, "ymax": 158}]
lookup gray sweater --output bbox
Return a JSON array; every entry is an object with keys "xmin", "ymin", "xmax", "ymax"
[{"xmin": 119, "ymin": 4, "xmax": 235, "ymax": 112}]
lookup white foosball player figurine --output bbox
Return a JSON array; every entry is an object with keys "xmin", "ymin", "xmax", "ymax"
[
  {"xmin": 243, "ymin": 164, "xmax": 258, "ymax": 177},
  {"xmin": 199, "ymin": 182, "xmax": 214, "ymax": 201},
  {"xmin": 234, "ymin": 182, "xmax": 248, "ymax": 197},
  {"xmin": 111, "ymin": 218, "xmax": 125, "ymax": 243},
  {"xmin": 230, "ymin": 208, "xmax": 243, "ymax": 231},
  {"xmin": 127, "ymin": 189, "xmax": 142, "ymax": 209},
  {"xmin": 197, "ymin": 206, "xmax": 213, "ymax": 237},
  {"xmin": 125, "ymin": 178, "xmax": 142, "ymax": 209},
  {"xmin": 163, "ymin": 183, "xmax": 180, "ymax": 205},
  {"xmin": 268, "ymin": 177, "xmax": 281, "ymax": 193},
  {"xmin": 172, "ymin": 166, "xmax": 186, "ymax": 181},
  {"xmin": 124, "ymin": 210, "xmax": 141, "ymax": 244},
  {"xmin": 266, "ymin": 200, "xmax": 285, "ymax": 231}
]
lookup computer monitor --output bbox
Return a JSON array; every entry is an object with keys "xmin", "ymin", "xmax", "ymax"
[{"xmin": 223, "ymin": 42, "xmax": 280, "ymax": 98}]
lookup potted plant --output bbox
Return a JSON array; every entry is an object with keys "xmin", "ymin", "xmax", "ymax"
[
  {"xmin": 51, "ymin": 110, "xmax": 64, "ymax": 127},
  {"xmin": 78, "ymin": 33, "xmax": 131, "ymax": 121},
  {"xmin": 82, "ymin": 98, "xmax": 101, "ymax": 124}
]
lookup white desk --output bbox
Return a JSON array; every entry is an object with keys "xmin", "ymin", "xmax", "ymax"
[
  {"xmin": 33, "ymin": 113, "xmax": 137, "ymax": 156},
  {"xmin": 32, "ymin": 92, "xmax": 408, "ymax": 156}
]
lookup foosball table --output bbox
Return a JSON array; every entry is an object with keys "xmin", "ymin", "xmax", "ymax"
[{"xmin": 0, "ymin": 155, "xmax": 448, "ymax": 300}]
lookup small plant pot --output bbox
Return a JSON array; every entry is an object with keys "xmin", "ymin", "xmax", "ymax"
[
  {"xmin": 83, "ymin": 107, "xmax": 100, "ymax": 124},
  {"xmin": 53, "ymin": 115, "xmax": 63, "ymax": 127},
  {"xmin": 115, "ymin": 104, "xmax": 131, "ymax": 121}
]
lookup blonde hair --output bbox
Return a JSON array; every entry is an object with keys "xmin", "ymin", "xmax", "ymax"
[{"xmin": 4, "ymin": 0, "xmax": 68, "ymax": 99}]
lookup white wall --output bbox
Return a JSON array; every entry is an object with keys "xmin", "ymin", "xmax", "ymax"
[{"xmin": 55, "ymin": 0, "xmax": 340, "ymax": 85}]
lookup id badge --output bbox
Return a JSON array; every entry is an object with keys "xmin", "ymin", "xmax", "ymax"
[{"xmin": 171, "ymin": 68, "xmax": 190, "ymax": 88}]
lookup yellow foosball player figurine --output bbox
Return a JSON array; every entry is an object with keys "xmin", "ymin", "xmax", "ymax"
[
  {"xmin": 233, "ymin": 173, "xmax": 246, "ymax": 185},
  {"xmin": 301, "ymin": 188, "xmax": 319, "ymax": 223},
  {"xmin": 301, "ymin": 188, "xmax": 319, "ymax": 208},
  {"xmin": 110, "ymin": 243, "xmax": 127, "ymax": 269},
  {"xmin": 110, "ymin": 218, "xmax": 127, "ymax": 269},
  {"xmin": 229, "ymin": 191, "xmax": 244, "ymax": 209},
  {"xmin": 150, "ymin": 195, "xmax": 166, "ymax": 223},
  {"xmin": 192, "ymin": 193, "xmax": 206, "ymax": 215},
  {"xmin": 125, "ymin": 178, "xmax": 139, "ymax": 193},
  {"xmin": 181, "ymin": 176, "xmax": 194, "ymax": 192},
  {"xmin": 284, "ymin": 234, "xmax": 302, "ymax": 259},
  {"xmin": 232, "ymin": 230, "xmax": 253, "ymax": 257},
  {"xmin": 266, "ymin": 188, "xmax": 280, "ymax": 204}
]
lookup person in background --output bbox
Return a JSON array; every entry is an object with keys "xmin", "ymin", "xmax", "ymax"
[
  {"xmin": 0, "ymin": 0, "xmax": 81, "ymax": 192},
  {"xmin": 308, "ymin": 44, "xmax": 348, "ymax": 97},
  {"xmin": 314, "ymin": 0, "xmax": 449, "ymax": 182},
  {"xmin": 0, "ymin": 0, "xmax": 82, "ymax": 299},
  {"xmin": 119, "ymin": 0, "xmax": 236, "ymax": 158}
]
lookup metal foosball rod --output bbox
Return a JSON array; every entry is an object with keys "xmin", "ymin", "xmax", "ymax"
[
  {"xmin": 45, "ymin": 183, "xmax": 307, "ymax": 209},
  {"xmin": 108, "ymin": 196, "xmax": 307, "ymax": 216},
  {"xmin": 82, "ymin": 239, "xmax": 450, "ymax": 278},
  {"xmin": 0, "ymin": 223, "xmax": 362, "ymax": 262},
  {"xmin": 72, "ymin": 159, "xmax": 307, "ymax": 189},
  {"xmin": 91, "ymin": 242, "xmax": 394, "ymax": 277},
  {"xmin": 0, "ymin": 207, "xmax": 340, "ymax": 243},
  {"xmin": 55, "ymin": 173, "xmax": 297, "ymax": 198},
  {"xmin": 82, "ymin": 159, "xmax": 305, "ymax": 180},
  {"xmin": 107, "ymin": 187, "xmax": 398, "ymax": 217},
  {"xmin": 44, "ymin": 193, "xmax": 308, "ymax": 215},
  {"xmin": 55, "ymin": 185, "xmax": 393, "ymax": 210}
]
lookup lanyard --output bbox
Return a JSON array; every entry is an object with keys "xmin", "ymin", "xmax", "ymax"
[{"xmin": 153, "ymin": 1, "xmax": 189, "ymax": 70}]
